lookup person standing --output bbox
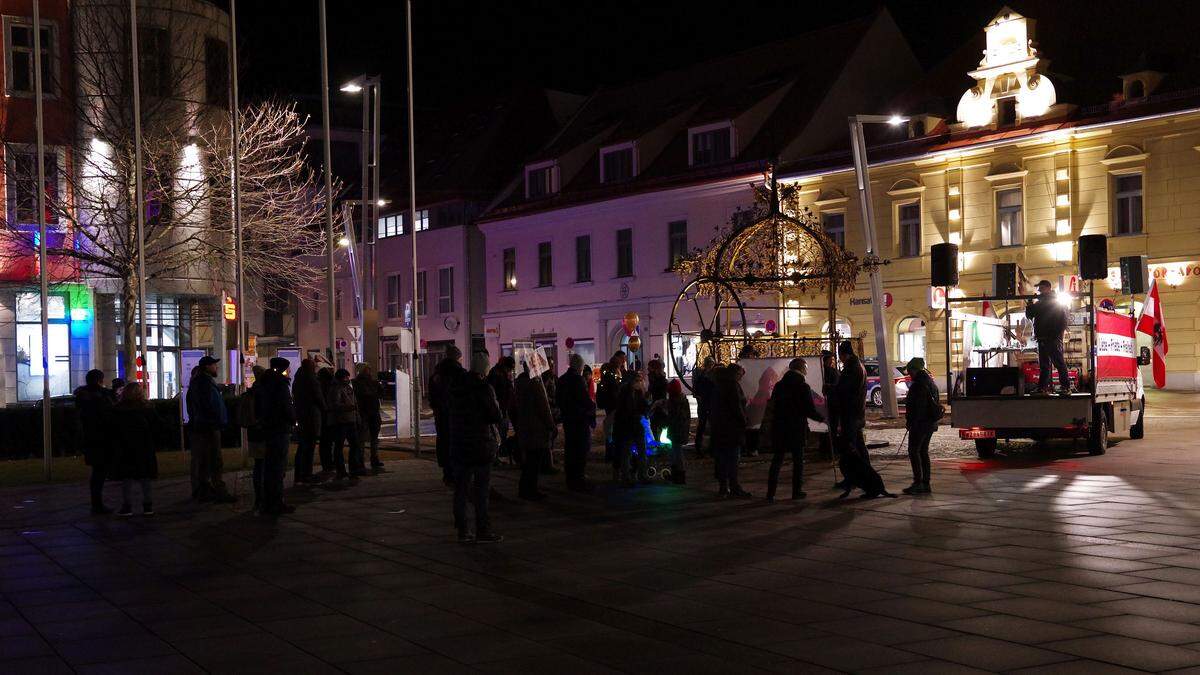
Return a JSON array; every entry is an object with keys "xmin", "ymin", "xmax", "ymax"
[
  {"xmin": 903, "ymin": 357, "xmax": 940, "ymax": 495},
  {"xmin": 665, "ymin": 378, "xmax": 690, "ymax": 484},
  {"xmin": 429, "ymin": 346, "xmax": 465, "ymax": 486},
  {"xmin": 316, "ymin": 368, "xmax": 336, "ymax": 475},
  {"xmin": 354, "ymin": 363, "xmax": 385, "ymax": 471},
  {"xmin": 329, "ymin": 368, "xmax": 367, "ymax": 479},
  {"xmin": 76, "ymin": 369, "xmax": 117, "ymax": 514},
  {"xmin": 558, "ymin": 354, "xmax": 596, "ymax": 492},
  {"xmin": 818, "ymin": 350, "xmax": 839, "ymax": 459},
  {"xmin": 487, "ymin": 356, "xmax": 516, "ymax": 455},
  {"xmin": 109, "ymin": 382, "xmax": 160, "ymax": 516},
  {"xmin": 515, "ymin": 366, "xmax": 555, "ymax": 500},
  {"xmin": 710, "ymin": 364, "xmax": 751, "ymax": 498},
  {"xmin": 291, "ymin": 359, "xmax": 324, "ymax": 484},
  {"xmin": 598, "ymin": 352, "xmax": 627, "ymax": 467},
  {"xmin": 256, "ymin": 357, "xmax": 297, "ymax": 514},
  {"xmin": 449, "ymin": 350, "xmax": 504, "ymax": 543},
  {"xmin": 243, "ymin": 365, "xmax": 268, "ymax": 511},
  {"xmin": 1026, "ymin": 279, "xmax": 1072, "ymax": 394},
  {"xmin": 185, "ymin": 356, "xmax": 234, "ymax": 503},
  {"xmin": 766, "ymin": 358, "xmax": 824, "ymax": 503},
  {"xmin": 832, "ymin": 341, "xmax": 870, "ymax": 484},
  {"xmin": 692, "ymin": 357, "xmax": 715, "ymax": 456},
  {"xmin": 612, "ymin": 371, "xmax": 650, "ymax": 485}
]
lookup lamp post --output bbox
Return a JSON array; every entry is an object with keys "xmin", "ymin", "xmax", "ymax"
[
  {"xmin": 848, "ymin": 114, "xmax": 907, "ymax": 419},
  {"xmin": 404, "ymin": 0, "xmax": 422, "ymax": 453},
  {"xmin": 32, "ymin": 0, "xmax": 49, "ymax": 479},
  {"xmin": 340, "ymin": 76, "xmax": 381, "ymax": 373},
  {"xmin": 318, "ymin": 0, "xmax": 337, "ymax": 367}
]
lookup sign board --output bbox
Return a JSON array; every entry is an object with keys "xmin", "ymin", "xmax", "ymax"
[
  {"xmin": 347, "ymin": 325, "xmax": 362, "ymax": 340},
  {"xmin": 276, "ymin": 348, "xmax": 303, "ymax": 379},
  {"xmin": 179, "ymin": 349, "xmax": 208, "ymax": 424},
  {"xmin": 511, "ymin": 340, "xmax": 535, "ymax": 374},
  {"xmin": 737, "ymin": 357, "xmax": 827, "ymax": 433},
  {"xmin": 1096, "ymin": 310, "xmax": 1137, "ymax": 380},
  {"xmin": 529, "ymin": 346, "xmax": 550, "ymax": 378},
  {"xmin": 222, "ymin": 294, "xmax": 237, "ymax": 320},
  {"xmin": 928, "ymin": 286, "xmax": 947, "ymax": 310},
  {"xmin": 308, "ymin": 349, "xmax": 334, "ymax": 370},
  {"xmin": 393, "ymin": 368, "xmax": 412, "ymax": 438},
  {"xmin": 335, "ymin": 337, "xmax": 348, "ymax": 350}
]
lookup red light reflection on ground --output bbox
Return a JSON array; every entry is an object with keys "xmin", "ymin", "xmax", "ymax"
[{"xmin": 957, "ymin": 459, "xmax": 1083, "ymax": 472}]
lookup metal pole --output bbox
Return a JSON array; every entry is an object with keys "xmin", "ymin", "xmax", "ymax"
[
  {"xmin": 371, "ymin": 81, "xmax": 381, "ymax": 313},
  {"xmin": 319, "ymin": 0, "xmax": 336, "ymax": 366},
  {"xmin": 944, "ymin": 288, "xmax": 953, "ymax": 399},
  {"xmin": 32, "ymin": 0, "xmax": 50, "ymax": 480},
  {"xmin": 359, "ymin": 81, "xmax": 369, "ymax": 360},
  {"xmin": 229, "ymin": 0, "xmax": 247, "ymax": 472},
  {"xmin": 130, "ymin": 0, "xmax": 149, "ymax": 395},
  {"xmin": 848, "ymin": 117, "xmax": 898, "ymax": 418},
  {"xmin": 405, "ymin": 0, "xmax": 422, "ymax": 452}
]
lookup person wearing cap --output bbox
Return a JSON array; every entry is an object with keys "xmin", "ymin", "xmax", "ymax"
[
  {"xmin": 185, "ymin": 355, "xmax": 234, "ymax": 503},
  {"xmin": 1026, "ymin": 279, "xmax": 1072, "ymax": 394},
  {"xmin": 256, "ymin": 357, "xmax": 297, "ymax": 514},
  {"xmin": 902, "ymin": 357, "xmax": 940, "ymax": 494},
  {"xmin": 766, "ymin": 358, "xmax": 824, "ymax": 503}
]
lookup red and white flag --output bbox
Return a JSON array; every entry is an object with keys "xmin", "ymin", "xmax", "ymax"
[
  {"xmin": 981, "ymin": 300, "xmax": 996, "ymax": 318},
  {"xmin": 1136, "ymin": 278, "xmax": 1168, "ymax": 388}
]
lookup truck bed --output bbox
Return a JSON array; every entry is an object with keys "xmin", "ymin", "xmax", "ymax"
[{"xmin": 952, "ymin": 393, "xmax": 1092, "ymax": 430}]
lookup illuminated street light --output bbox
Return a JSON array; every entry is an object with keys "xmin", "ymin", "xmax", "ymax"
[
  {"xmin": 339, "ymin": 82, "xmax": 362, "ymax": 93},
  {"xmin": 338, "ymin": 236, "xmax": 350, "ymax": 247},
  {"xmin": 888, "ymin": 114, "xmax": 908, "ymax": 126}
]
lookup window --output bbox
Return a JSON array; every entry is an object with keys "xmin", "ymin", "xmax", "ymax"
[
  {"xmin": 138, "ymin": 27, "xmax": 172, "ymax": 98},
  {"xmin": 438, "ymin": 267, "xmax": 454, "ymax": 314},
  {"xmin": 416, "ymin": 270, "xmax": 427, "ymax": 316},
  {"xmin": 690, "ymin": 125, "xmax": 732, "ymax": 165},
  {"xmin": 822, "ymin": 212, "xmax": 846, "ymax": 248},
  {"xmin": 897, "ymin": 202, "xmax": 921, "ymax": 257},
  {"xmin": 997, "ymin": 97, "xmax": 1018, "ymax": 127},
  {"xmin": 601, "ymin": 147, "xmax": 634, "ymax": 183},
  {"xmin": 526, "ymin": 164, "xmax": 555, "ymax": 198},
  {"xmin": 6, "ymin": 147, "xmax": 59, "ymax": 225},
  {"xmin": 502, "ymin": 248, "xmax": 517, "ymax": 290},
  {"xmin": 667, "ymin": 220, "xmax": 688, "ymax": 268},
  {"xmin": 1113, "ymin": 174, "xmax": 1143, "ymax": 235},
  {"xmin": 204, "ymin": 38, "xmax": 228, "ymax": 107},
  {"xmin": 897, "ymin": 316, "xmax": 927, "ymax": 363},
  {"xmin": 575, "ymin": 235, "xmax": 591, "ymax": 283},
  {"xmin": 335, "ymin": 289, "xmax": 342, "ymax": 320},
  {"xmin": 537, "ymin": 241, "xmax": 552, "ymax": 287},
  {"xmin": 378, "ymin": 215, "xmax": 402, "ymax": 238},
  {"xmin": 386, "ymin": 274, "xmax": 401, "ymax": 319},
  {"xmin": 352, "ymin": 289, "xmax": 360, "ymax": 319},
  {"xmin": 616, "ymin": 228, "xmax": 633, "ymax": 278},
  {"xmin": 996, "ymin": 187, "xmax": 1024, "ymax": 246},
  {"xmin": 570, "ymin": 339, "xmax": 595, "ymax": 366},
  {"xmin": 5, "ymin": 18, "xmax": 55, "ymax": 96},
  {"xmin": 263, "ymin": 289, "xmax": 291, "ymax": 336},
  {"xmin": 15, "ymin": 292, "xmax": 70, "ymax": 401},
  {"xmin": 310, "ymin": 292, "xmax": 319, "ymax": 323},
  {"xmin": 415, "ymin": 209, "xmax": 430, "ymax": 232}
]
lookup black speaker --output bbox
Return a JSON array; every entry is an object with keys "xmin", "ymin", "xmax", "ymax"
[
  {"xmin": 966, "ymin": 367, "xmax": 1021, "ymax": 396},
  {"xmin": 992, "ymin": 263, "xmax": 1018, "ymax": 297},
  {"xmin": 1079, "ymin": 234, "xmax": 1108, "ymax": 280},
  {"xmin": 931, "ymin": 243, "xmax": 958, "ymax": 287},
  {"xmin": 1120, "ymin": 255, "xmax": 1149, "ymax": 294}
]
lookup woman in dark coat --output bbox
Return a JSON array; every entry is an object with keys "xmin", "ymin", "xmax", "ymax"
[
  {"xmin": 109, "ymin": 383, "xmax": 160, "ymax": 516},
  {"xmin": 709, "ymin": 364, "xmax": 751, "ymax": 498},
  {"xmin": 903, "ymin": 357, "xmax": 941, "ymax": 495}
]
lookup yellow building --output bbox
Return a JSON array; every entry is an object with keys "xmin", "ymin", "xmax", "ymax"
[{"xmin": 781, "ymin": 8, "xmax": 1200, "ymax": 390}]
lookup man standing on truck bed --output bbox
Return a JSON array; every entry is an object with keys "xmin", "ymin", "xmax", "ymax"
[{"xmin": 1026, "ymin": 279, "xmax": 1071, "ymax": 395}]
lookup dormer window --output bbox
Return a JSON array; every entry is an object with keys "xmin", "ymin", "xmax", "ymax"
[
  {"xmin": 997, "ymin": 97, "xmax": 1018, "ymax": 127},
  {"xmin": 689, "ymin": 122, "xmax": 734, "ymax": 166},
  {"xmin": 600, "ymin": 143, "xmax": 636, "ymax": 183},
  {"xmin": 525, "ymin": 161, "xmax": 558, "ymax": 199}
]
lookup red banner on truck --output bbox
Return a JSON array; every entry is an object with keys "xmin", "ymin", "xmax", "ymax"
[{"xmin": 1096, "ymin": 309, "xmax": 1137, "ymax": 380}]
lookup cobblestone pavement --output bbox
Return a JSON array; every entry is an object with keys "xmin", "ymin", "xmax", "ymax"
[{"xmin": 1, "ymin": 392, "xmax": 1199, "ymax": 673}]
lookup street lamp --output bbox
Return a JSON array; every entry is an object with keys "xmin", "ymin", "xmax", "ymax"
[
  {"xmin": 342, "ymin": 74, "xmax": 381, "ymax": 374},
  {"xmin": 848, "ymin": 114, "xmax": 909, "ymax": 419}
]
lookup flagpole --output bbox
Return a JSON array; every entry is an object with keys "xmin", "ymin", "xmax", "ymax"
[
  {"xmin": 229, "ymin": 0, "xmax": 248, "ymax": 471},
  {"xmin": 130, "ymin": 0, "xmax": 149, "ymax": 393},
  {"xmin": 405, "ymin": 0, "xmax": 422, "ymax": 453},
  {"xmin": 319, "ymin": 0, "xmax": 337, "ymax": 368},
  {"xmin": 32, "ymin": 0, "xmax": 51, "ymax": 480}
]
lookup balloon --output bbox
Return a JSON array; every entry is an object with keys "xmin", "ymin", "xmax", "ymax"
[
  {"xmin": 622, "ymin": 311, "xmax": 640, "ymax": 336},
  {"xmin": 627, "ymin": 335, "xmax": 642, "ymax": 352},
  {"xmin": 565, "ymin": 337, "xmax": 575, "ymax": 349}
]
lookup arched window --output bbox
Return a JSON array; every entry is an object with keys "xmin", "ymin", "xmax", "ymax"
[
  {"xmin": 1127, "ymin": 79, "xmax": 1145, "ymax": 99},
  {"xmin": 821, "ymin": 317, "xmax": 852, "ymax": 339},
  {"xmin": 897, "ymin": 316, "xmax": 926, "ymax": 363}
]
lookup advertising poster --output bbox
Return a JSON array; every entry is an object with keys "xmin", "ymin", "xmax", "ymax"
[
  {"xmin": 737, "ymin": 357, "xmax": 827, "ymax": 433},
  {"xmin": 179, "ymin": 349, "xmax": 208, "ymax": 424}
]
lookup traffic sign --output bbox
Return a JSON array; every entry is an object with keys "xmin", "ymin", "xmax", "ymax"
[
  {"xmin": 335, "ymin": 337, "xmax": 348, "ymax": 350},
  {"xmin": 347, "ymin": 325, "xmax": 362, "ymax": 340}
]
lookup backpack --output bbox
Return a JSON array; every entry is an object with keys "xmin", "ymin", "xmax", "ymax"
[
  {"xmin": 596, "ymin": 375, "xmax": 617, "ymax": 410},
  {"xmin": 238, "ymin": 388, "xmax": 259, "ymax": 429},
  {"xmin": 929, "ymin": 384, "xmax": 945, "ymax": 422}
]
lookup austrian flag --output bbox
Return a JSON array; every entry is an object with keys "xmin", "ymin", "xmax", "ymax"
[{"xmin": 1136, "ymin": 278, "xmax": 1168, "ymax": 388}]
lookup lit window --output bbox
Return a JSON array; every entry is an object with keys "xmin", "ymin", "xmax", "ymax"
[
  {"xmin": 667, "ymin": 220, "xmax": 688, "ymax": 268},
  {"xmin": 822, "ymin": 212, "xmax": 845, "ymax": 248},
  {"xmin": 996, "ymin": 188, "xmax": 1023, "ymax": 246},
  {"xmin": 4, "ymin": 18, "xmax": 55, "ymax": 96},
  {"xmin": 897, "ymin": 316, "xmax": 927, "ymax": 363},
  {"xmin": 438, "ymin": 267, "xmax": 454, "ymax": 314},
  {"xmin": 502, "ymin": 248, "xmax": 516, "ymax": 291},
  {"xmin": 690, "ymin": 125, "xmax": 732, "ymax": 166},
  {"xmin": 378, "ymin": 215, "xmax": 403, "ymax": 238},
  {"xmin": 616, "ymin": 228, "xmax": 633, "ymax": 278},
  {"xmin": 415, "ymin": 209, "xmax": 429, "ymax": 232},
  {"xmin": 1113, "ymin": 174, "xmax": 1143, "ymax": 235},
  {"xmin": 898, "ymin": 202, "xmax": 921, "ymax": 257},
  {"xmin": 601, "ymin": 147, "xmax": 634, "ymax": 183},
  {"xmin": 537, "ymin": 242, "xmax": 552, "ymax": 287}
]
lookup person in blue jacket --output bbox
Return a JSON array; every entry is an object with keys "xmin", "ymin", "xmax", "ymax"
[{"xmin": 185, "ymin": 356, "xmax": 234, "ymax": 503}]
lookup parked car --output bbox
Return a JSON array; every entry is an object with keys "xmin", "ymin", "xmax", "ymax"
[{"xmin": 863, "ymin": 358, "xmax": 911, "ymax": 408}]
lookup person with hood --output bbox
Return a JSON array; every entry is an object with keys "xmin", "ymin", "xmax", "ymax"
[
  {"xmin": 353, "ymin": 363, "xmax": 385, "ymax": 471},
  {"xmin": 515, "ymin": 365, "xmax": 555, "ymax": 500},
  {"xmin": 256, "ymin": 357, "xmax": 297, "ymax": 514},
  {"xmin": 109, "ymin": 382, "xmax": 161, "ymax": 516},
  {"xmin": 448, "ymin": 350, "xmax": 504, "ymax": 543},
  {"xmin": 766, "ymin": 358, "xmax": 824, "ymax": 502},
  {"xmin": 710, "ymin": 363, "xmax": 751, "ymax": 498},
  {"xmin": 429, "ymin": 345, "xmax": 465, "ymax": 486},
  {"xmin": 316, "ymin": 367, "xmax": 336, "ymax": 475},
  {"xmin": 612, "ymin": 371, "xmax": 650, "ymax": 485},
  {"xmin": 76, "ymin": 369, "xmax": 117, "ymax": 514},
  {"xmin": 665, "ymin": 379, "xmax": 691, "ymax": 484},
  {"xmin": 903, "ymin": 357, "xmax": 941, "ymax": 495},
  {"xmin": 329, "ymin": 368, "xmax": 367, "ymax": 479},
  {"xmin": 291, "ymin": 359, "xmax": 324, "ymax": 484},
  {"xmin": 692, "ymin": 357, "xmax": 716, "ymax": 456},
  {"xmin": 185, "ymin": 356, "xmax": 234, "ymax": 503},
  {"xmin": 1026, "ymin": 279, "xmax": 1072, "ymax": 394},
  {"xmin": 558, "ymin": 354, "xmax": 596, "ymax": 492}
]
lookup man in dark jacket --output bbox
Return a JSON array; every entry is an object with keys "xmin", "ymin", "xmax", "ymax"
[
  {"xmin": 317, "ymin": 367, "xmax": 336, "ymax": 474},
  {"xmin": 818, "ymin": 350, "xmax": 839, "ymax": 458},
  {"xmin": 255, "ymin": 357, "xmax": 296, "ymax": 515},
  {"xmin": 515, "ymin": 370, "xmax": 555, "ymax": 500},
  {"xmin": 832, "ymin": 341, "xmax": 870, "ymax": 482},
  {"xmin": 291, "ymin": 359, "xmax": 324, "ymax": 484},
  {"xmin": 692, "ymin": 357, "xmax": 715, "ymax": 455},
  {"xmin": 1026, "ymin": 279, "xmax": 1071, "ymax": 394},
  {"xmin": 449, "ymin": 351, "xmax": 504, "ymax": 543},
  {"xmin": 903, "ymin": 357, "xmax": 940, "ymax": 495},
  {"xmin": 429, "ymin": 346, "xmax": 464, "ymax": 485},
  {"xmin": 76, "ymin": 369, "xmax": 117, "ymax": 514},
  {"xmin": 185, "ymin": 356, "xmax": 234, "ymax": 503},
  {"xmin": 709, "ymin": 364, "xmax": 751, "ymax": 498},
  {"xmin": 487, "ymin": 356, "xmax": 516, "ymax": 451},
  {"xmin": 558, "ymin": 354, "xmax": 596, "ymax": 492},
  {"xmin": 353, "ymin": 364, "xmax": 385, "ymax": 470},
  {"xmin": 766, "ymin": 358, "xmax": 824, "ymax": 502}
]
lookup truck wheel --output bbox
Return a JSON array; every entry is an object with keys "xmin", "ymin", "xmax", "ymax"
[
  {"xmin": 975, "ymin": 439, "xmax": 997, "ymax": 459},
  {"xmin": 1089, "ymin": 405, "xmax": 1108, "ymax": 455},
  {"xmin": 1130, "ymin": 397, "xmax": 1146, "ymax": 440}
]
